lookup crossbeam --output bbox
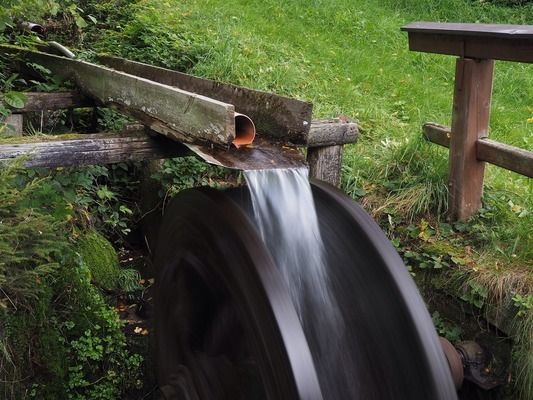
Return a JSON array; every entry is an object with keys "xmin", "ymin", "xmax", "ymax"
[
  {"xmin": 0, "ymin": 120, "xmax": 356, "ymax": 170},
  {"xmin": 0, "ymin": 131, "xmax": 189, "ymax": 168}
]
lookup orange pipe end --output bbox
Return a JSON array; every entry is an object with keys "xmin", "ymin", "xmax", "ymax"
[{"xmin": 233, "ymin": 113, "xmax": 256, "ymax": 148}]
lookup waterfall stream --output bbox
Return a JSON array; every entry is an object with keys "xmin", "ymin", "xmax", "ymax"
[{"xmin": 245, "ymin": 168, "xmax": 355, "ymax": 398}]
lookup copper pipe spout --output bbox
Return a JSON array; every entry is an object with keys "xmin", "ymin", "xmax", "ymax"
[{"xmin": 233, "ymin": 113, "xmax": 256, "ymax": 148}]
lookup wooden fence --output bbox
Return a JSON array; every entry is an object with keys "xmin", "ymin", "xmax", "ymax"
[{"xmin": 402, "ymin": 22, "xmax": 533, "ymax": 221}]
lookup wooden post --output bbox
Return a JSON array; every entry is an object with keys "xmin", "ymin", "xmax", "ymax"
[
  {"xmin": 307, "ymin": 145, "xmax": 343, "ymax": 187},
  {"xmin": 139, "ymin": 159, "xmax": 166, "ymax": 255},
  {"xmin": 4, "ymin": 114, "xmax": 23, "ymax": 136},
  {"xmin": 448, "ymin": 58, "xmax": 494, "ymax": 221},
  {"xmin": 306, "ymin": 119, "xmax": 358, "ymax": 187}
]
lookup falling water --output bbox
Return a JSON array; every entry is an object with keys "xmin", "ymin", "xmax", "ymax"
[
  {"xmin": 245, "ymin": 167, "xmax": 354, "ymax": 398},
  {"xmin": 245, "ymin": 168, "xmax": 332, "ymax": 316}
]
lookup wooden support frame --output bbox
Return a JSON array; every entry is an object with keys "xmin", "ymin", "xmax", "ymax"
[
  {"xmin": 0, "ymin": 120, "xmax": 358, "ymax": 172},
  {"xmin": 13, "ymin": 91, "xmax": 94, "ymax": 112},
  {"xmin": 307, "ymin": 145, "xmax": 343, "ymax": 186},
  {"xmin": 1, "ymin": 46, "xmax": 357, "ymax": 176},
  {"xmin": 3, "ymin": 114, "xmax": 24, "ymax": 136},
  {"xmin": 306, "ymin": 119, "xmax": 358, "ymax": 186}
]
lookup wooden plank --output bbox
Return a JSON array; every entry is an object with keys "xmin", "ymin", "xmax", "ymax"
[
  {"xmin": 0, "ymin": 131, "xmax": 189, "ymax": 168},
  {"xmin": 424, "ymin": 123, "xmax": 533, "ymax": 178},
  {"xmin": 185, "ymin": 118, "xmax": 356, "ymax": 171},
  {"xmin": 1, "ymin": 45, "xmax": 237, "ymax": 147},
  {"xmin": 448, "ymin": 58, "xmax": 494, "ymax": 221},
  {"xmin": 97, "ymin": 55, "xmax": 313, "ymax": 144},
  {"xmin": 14, "ymin": 91, "xmax": 94, "ymax": 112},
  {"xmin": 478, "ymin": 139, "xmax": 533, "ymax": 178},
  {"xmin": 307, "ymin": 145, "xmax": 343, "ymax": 187},
  {"xmin": 402, "ymin": 22, "xmax": 533, "ymax": 39},
  {"xmin": 423, "ymin": 123, "xmax": 451, "ymax": 147},
  {"xmin": 402, "ymin": 23, "xmax": 533, "ymax": 63},
  {"xmin": 307, "ymin": 118, "xmax": 358, "ymax": 147}
]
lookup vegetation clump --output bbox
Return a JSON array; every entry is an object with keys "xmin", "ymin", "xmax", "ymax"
[
  {"xmin": 0, "ymin": 161, "xmax": 143, "ymax": 399},
  {"xmin": 78, "ymin": 230, "xmax": 121, "ymax": 291}
]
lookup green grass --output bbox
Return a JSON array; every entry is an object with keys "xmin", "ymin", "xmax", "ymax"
[{"xmin": 90, "ymin": 0, "xmax": 532, "ymax": 262}]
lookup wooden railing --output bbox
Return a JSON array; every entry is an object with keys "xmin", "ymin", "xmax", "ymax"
[{"xmin": 402, "ymin": 22, "xmax": 533, "ymax": 221}]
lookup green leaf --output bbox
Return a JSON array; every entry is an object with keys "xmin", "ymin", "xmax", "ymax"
[
  {"xmin": 4, "ymin": 91, "xmax": 27, "ymax": 109},
  {"xmin": 75, "ymin": 15, "xmax": 88, "ymax": 29},
  {"xmin": 88, "ymin": 15, "xmax": 97, "ymax": 24},
  {"xmin": 0, "ymin": 103, "xmax": 9, "ymax": 117}
]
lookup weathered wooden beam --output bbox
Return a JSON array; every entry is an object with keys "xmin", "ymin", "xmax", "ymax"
[
  {"xmin": 477, "ymin": 139, "xmax": 533, "ymax": 178},
  {"xmin": 1, "ymin": 45, "xmax": 237, "ymax": 147},
  {"xmin": 307, "ymin": 145, "xmax": 343, "ymax": 187},
  {"xmin": 402, "ymin": 22, "xmax": 533, "ymax": 63},
  {"xmin": 423, "ymin": 123, "xmax": 451, "ymax": 148},
  {"xmin": 0, "ymin": 131, "xmax": 190, "ymax": 168},
  {"xmin": 97, "ymin": 55, "xmax": 313, "ymax": 144},
  {"xmin": 424, "ymin": 123, "xmax": 533, "ymax": 178},
  {"xmin": 307, "ymin": 118, "xmax": 358, "ymax": 147},
  {"xmin": 14, "ymin": 91, "xmax": 94, "ymax": 112}
]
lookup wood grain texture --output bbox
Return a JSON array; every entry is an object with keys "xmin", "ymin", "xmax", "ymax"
[
  {"xmin": 1, "ymin": 45, "xmax": 237, "ymax": 146},
  {"xmin": 307, "ymin": 145, "xmax": 343, "ymax": 187},
  {"xmin": 0, "ymin": 131, "xmax": 189, "ymax": 167},
  {"xmin": 97, "ymin": 55, "xmax": 313, "ymax": 144},
  {"xmin": 423, "ymin": 123, "xmax": 532, "ymax": 178},
  {"xmin": 423, "ymin": 123, "xmax": 451, "ymax": 147},
  {"xmin": 448, "ymin": 58, "xmax": 494, "ymax": 221}
]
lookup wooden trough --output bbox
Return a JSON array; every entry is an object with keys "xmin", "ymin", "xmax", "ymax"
[{"xmin": 0, "ymin": 45, "xmax": 358, "ymax": 185}]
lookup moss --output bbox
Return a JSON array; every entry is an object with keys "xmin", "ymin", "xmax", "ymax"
[
  {"xmin": 77, "ymin": 230, "xmax": 120, "ymax": 291},
  {"xmin": 0, "ymin": 133, "xmax": 92, "ymax": 144}
]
